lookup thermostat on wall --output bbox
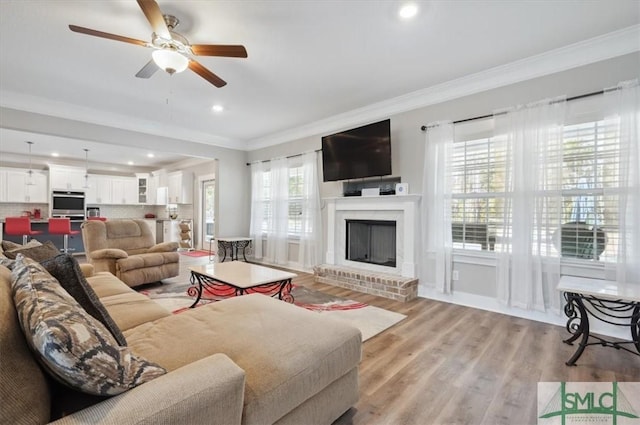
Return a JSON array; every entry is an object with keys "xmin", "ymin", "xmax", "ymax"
[{"xmin": 396, "ymin": 183, "xmax": 409, "ymax": 195}]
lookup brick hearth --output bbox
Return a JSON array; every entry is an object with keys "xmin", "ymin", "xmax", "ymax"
[{"xmin": 313, "ymin": 264, "xmax": 418, "ymax": 302}]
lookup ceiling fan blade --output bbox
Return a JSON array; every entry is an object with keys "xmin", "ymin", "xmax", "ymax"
[
  {"xmin": 135, "ymin": 60, "xmax": 159, "ymax": 78},
  {"xmin": 190, "ymin": 44, "xmax": 248, "ymax": 58},
  {"xmin": 69, "ymin": 25, "xmax": 148, "ymax": 47},
  {"xmin": 137, "ymin": 0, "xmax": 171, "ymax": 39},
  {"xmin": 188, "ymin": 60, "xmax": 227, "ymax": 88}
]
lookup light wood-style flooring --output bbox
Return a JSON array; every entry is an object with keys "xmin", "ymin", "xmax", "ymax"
[{"xmin": 290, "ymin": 273, "xmax": 640, "ymax": 425}]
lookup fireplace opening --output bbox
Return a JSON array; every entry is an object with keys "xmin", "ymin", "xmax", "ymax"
[{"xmin": 346, "ymin": 219, "xmax": 396, "ymax": 267}]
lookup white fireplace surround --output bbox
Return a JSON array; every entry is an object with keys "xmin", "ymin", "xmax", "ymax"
[{"xmin": 325, "ymin": 195, "xmax": 420, "ymax": 278}]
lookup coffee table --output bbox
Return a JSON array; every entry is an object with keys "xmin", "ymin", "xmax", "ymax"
[{"xmin": 188, "ymin": 261, "xmax": 297, "ymax": 308}]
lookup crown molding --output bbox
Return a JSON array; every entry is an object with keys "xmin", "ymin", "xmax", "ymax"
[
  {"xmin": 0, "ymin": 91, "xmax": 247, "ymax": 151},
  {"xmin": 246, "ymin": 25, "xmax": 640, "ymax": 151}
]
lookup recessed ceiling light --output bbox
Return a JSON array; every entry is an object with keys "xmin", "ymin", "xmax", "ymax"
[
  {"xmin": 147, "ymin": 153, "xmax": 155, "ymax": 158},
  {"xmin": 212, "ymin": 104, "xmax": 224, "ymax": 113},
  {"xmin": 51, "ymin": 152, "xmax": 60, "ymax": 157},
  {"xmin": 399, "ymin": 3, "xmax": 418, "ymax": 19},
  {"xmin": 127, "ymin": 161, "xmax": 134, "ymax": 166}
]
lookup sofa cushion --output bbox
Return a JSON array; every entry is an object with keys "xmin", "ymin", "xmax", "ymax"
[
  {"xmin": 2, "ymin": 238, "xmax": 41, "ymax": 252},
  {"xmin": 11, "ymin": 255, "xmax": 167, "ymax": 396},
  {"xmin": 41, "ymin": 254, "xmax": 128, "ymax": 346},
  {"xmin": 3, "ymin": 240, "xmax": 60, "ymax": 261},
  {"xmin": 117, "ymin": 252, "xmax": 178, "ymax": 272},
  {"xmin": 84, "ymin": 271, "xmax": 171, "ymax": 332},
  {"xmin": 124, "ymin": 294, "xmax": 362, "ymax": 425},
  {"xmin": 0, "ymin": 265, "xmax": 51, "ymax": 424}
]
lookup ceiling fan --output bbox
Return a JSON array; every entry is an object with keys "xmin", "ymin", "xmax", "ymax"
[{"xmin": 69, "ymin": 0, "xmax": 247, "ymax": 88}]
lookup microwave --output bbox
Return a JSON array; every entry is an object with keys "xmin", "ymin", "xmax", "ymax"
[{"xmin": 51, "ymin": 190, "xmax": 86, "ymax": 219}]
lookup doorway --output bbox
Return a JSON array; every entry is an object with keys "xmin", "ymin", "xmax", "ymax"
[{"xmin": 201, "ymin": 178, "xmax": 215, "ymax": 247}]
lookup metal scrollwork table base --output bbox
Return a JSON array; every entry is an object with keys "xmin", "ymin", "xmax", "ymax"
[{"xmin": 558, "ymin": 276, "xmax": 640, "ymax": 366}]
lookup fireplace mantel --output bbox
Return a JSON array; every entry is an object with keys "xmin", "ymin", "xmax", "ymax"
[{"xmin": 325, "ymin": 195, "xmax": 420, "ymax": 278}]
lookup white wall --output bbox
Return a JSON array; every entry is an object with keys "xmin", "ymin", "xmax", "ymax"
[{"xmin": 246, "ymin": 52, "xmax": 639, "ymax": 335}]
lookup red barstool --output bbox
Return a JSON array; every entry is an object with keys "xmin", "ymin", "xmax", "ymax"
[
  {"xmin": 48, "ymin": 218, "xmax": 80, "ymax": 253},
  {"xmin": 4, "ymin": 216, "xmax": 43, "ymax": 245}
]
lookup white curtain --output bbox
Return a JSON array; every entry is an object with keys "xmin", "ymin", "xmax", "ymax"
[
  {"xmin": 421, "ymin": 121, "xmax": 454, "ymax": 293},
  {"xmin": 605, "ymin": 80, "xmax": 640, "ymax": 285},
  {"xmin": 495, "ymin": 97, "xmax": 566, "ymax": 312},
  {"xmin": 249, "ymin": 161, "xmax": 267, "ymax": 260},
  {"xmin": 265, "ymin": 157, "xmax": 289, "ymax": 265},
  {"xmin": 297, "ymin": 152, "xmax": 323, "ymax": 269}
]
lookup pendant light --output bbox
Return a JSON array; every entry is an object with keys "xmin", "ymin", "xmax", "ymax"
[
  {"xmin": 83, "ymin": 148, "xmax": 90, "ymax": 189},
  {"xmin": 26, "ymin": 141, "xmax": 35, "ymax": 186}
]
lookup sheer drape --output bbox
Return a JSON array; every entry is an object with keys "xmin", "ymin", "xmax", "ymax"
[
  {"xmin": 249, "ymin": 161, "xmax": 267, "ymax": 260},
  {"xmin": 605, "ymin": 80, "xmax": 640, "ymax": 285},
  {"xmin": 265, "ymin": 157, "xmax": 289, "ymax": 265},
  {"xmin": 421, "ymin": 122, "xmax": 454, "ymax": 293},
  {"xmin": 495, "ymin": 98, "xmax": 566, "ymax": 312},
  {"xmin": 297, "ymin": 152, "xmax": 323, "ymax": 269}
]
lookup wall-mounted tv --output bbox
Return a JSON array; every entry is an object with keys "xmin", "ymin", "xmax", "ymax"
[{"xmin": 321, "ymin": 119, "xmax": 391, "ymax": 182}]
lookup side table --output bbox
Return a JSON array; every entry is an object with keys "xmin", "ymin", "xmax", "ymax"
[
  {"xmin": 216, "ymin": 237, "xmax": 252, "ymax": 262},
  {"xmin": 557, "ymin": 275, "xmax": 640, "ymax": 366}
]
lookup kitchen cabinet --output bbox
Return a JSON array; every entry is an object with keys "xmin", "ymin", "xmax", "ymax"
[
  {"xmin": 136, "ymin": 173, "xmax": 160, "ymax": 205},
  {"xmin": 111, "ymin": 177, "xmax": 137, "ymax": 204},
  {"xmin": 0, "ymin": 168, "xmax": 48, "ymax": 203},
  {"xmin": 167, "ymin": 171, "xmax": 193, "ymax": 204},
  {"xmin": 86, "ymin": 175, "xmax": 137, "ymax": 205},
  {"xmin": 49, "ymin": 165, "xmax": 86, "ymax": 191},
  {"xmin": 85, "ymin": 175, "xmax": 111, "ymax": 204}
]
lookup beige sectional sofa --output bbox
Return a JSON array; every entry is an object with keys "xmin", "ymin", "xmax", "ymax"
[{"xmin": 1, "ymin": 260, "xmax": 362, "ymax": 424}]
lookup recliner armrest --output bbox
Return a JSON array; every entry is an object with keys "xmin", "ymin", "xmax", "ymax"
[
  {"xmin": 50, "ymin": 353, "xmax": 245, "ymax": 425},
  {"xmin": 148, "ymin": 242, "xmax": 179, "ymax": 253},
  {"xmin": 79, "ymin": 263, "xmax": 94, "ymax": 278},
  {"xmin": 89, "ymin": 248, "xmax": 128, "ymax": 260}
]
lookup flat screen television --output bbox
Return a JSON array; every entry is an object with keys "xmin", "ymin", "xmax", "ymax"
[{"xmin": 321, "ymin": 119, "xmax": 391, "ymax": 182}]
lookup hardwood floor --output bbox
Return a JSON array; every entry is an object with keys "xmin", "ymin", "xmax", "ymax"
[{"xmin": 291, "ymin": 273, "xmax": 640, "ymax": 425}]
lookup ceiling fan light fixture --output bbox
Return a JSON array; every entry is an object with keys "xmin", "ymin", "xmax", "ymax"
[{"xmin": 152, "ymin": 49, "xmax": 189, "ymax": 74}]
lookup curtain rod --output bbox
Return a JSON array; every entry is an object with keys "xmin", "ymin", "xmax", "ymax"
[
  {"xmin": 246, "ymin": 149, "xmax": 322, "ymax": 166},
  {"xmin": 420, "ymin": 89, "xmax": 605, "ymax": 131}
]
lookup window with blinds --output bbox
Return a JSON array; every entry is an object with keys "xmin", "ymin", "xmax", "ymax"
[
  {"xmin": 288, "ymin": 166, "xmax": 304, "ymax": 235},
  {"xmin": 451, "ymin": 137, "xmax": 506, "ymax": 251},
  {"xmin": 451, "ymin": 118, "xmax": 620, "ymax": 262},
  {"xmin": 258, "ymin": 165, "xmax": 305, "ymax": 236}
]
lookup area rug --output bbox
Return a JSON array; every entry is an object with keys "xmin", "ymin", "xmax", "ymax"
[
  {"xmin": 179, "ymin": 250, "xmax": 210, "ymax": 257},
  {"xmin": 138, "ymin": 277, "xmax": 406, "ymax": 342}
]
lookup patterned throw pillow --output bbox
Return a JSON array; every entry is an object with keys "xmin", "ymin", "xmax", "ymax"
[
  {"xmin": 41, "ymin": 254, "xmax": 128, "ymax": 346},
  {"xmin": 10, "ymin": 255, "xmax": 166, "ymax": 396},
  {"xmin": 4, "ymin": 240, "xmax": 61, "ymax": 262}
]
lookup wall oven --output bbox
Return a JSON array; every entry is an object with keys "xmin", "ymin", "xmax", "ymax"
[{"xmin": 51, "ymin": 190, "xmax": 86, "ymax": 221}]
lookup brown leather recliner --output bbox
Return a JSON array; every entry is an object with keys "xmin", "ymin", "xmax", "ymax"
[{"xmin": 81, "ymin": 219, "xmax": 179, "ymax": 287}]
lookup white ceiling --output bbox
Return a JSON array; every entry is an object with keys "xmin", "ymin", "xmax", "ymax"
[{"xmin": 0, "ymin": 0, "xmax": 639, "ymax": 168}]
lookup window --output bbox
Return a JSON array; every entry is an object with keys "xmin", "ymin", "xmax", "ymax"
[
  {"xmin": 258, "ymin": 165, "xmax": 305, "ymax": 236},
  {"xmin": 288, "ymin": 166, "xmax": 304, "ymax": 235},
  {"xmin": 451, "ymin": 118, "xmax": 620, "ymax": 262},
  {"xmin": 451, "ymin": 137, "xmax": 506, "ymax": 251}
]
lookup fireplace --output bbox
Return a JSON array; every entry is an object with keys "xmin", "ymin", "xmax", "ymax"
[
  {"xmin": 346, "ymin": 219, "xmax": 396, "ymax": 267},
  {"xmin": 317, "ymin": 195, "xmax": 420, "ymax": 301}
]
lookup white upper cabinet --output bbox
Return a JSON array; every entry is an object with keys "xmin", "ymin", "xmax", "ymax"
[
  {"xmin": 86, "ymin": 175, "xmax": 137, "ymax": 205},
  {"xmin": 49, "ymin": 165, "xmax": 86, "ymax": 191},
  {"xmin": 0, "ymin": 167, "xmax": 48, "ymax": 203},
  {"xmin": 167, "ymin": 171, "xmax": 193, "ymax": 204}
]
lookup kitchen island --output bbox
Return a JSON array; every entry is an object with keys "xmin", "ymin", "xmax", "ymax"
[{"xmin": 0, "ymin": 219, "xmax": 84, "ymax": 254}]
